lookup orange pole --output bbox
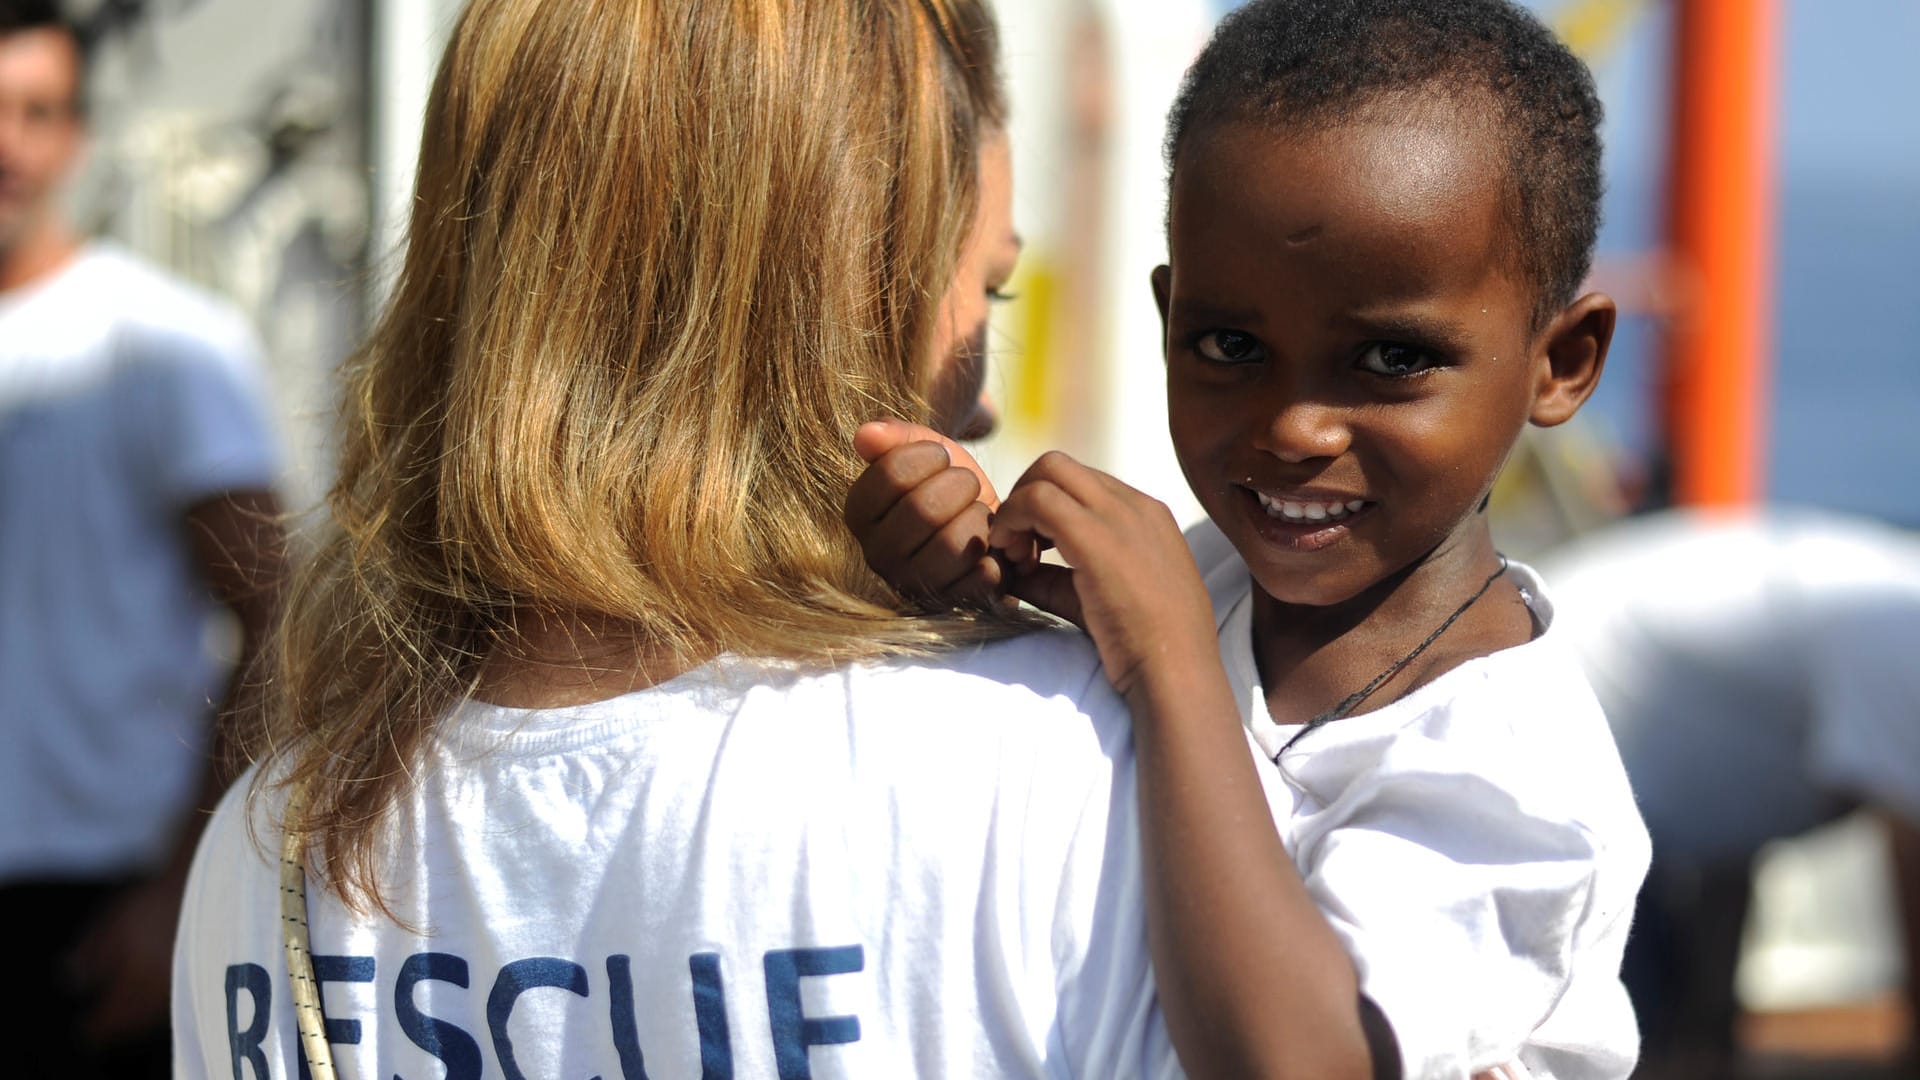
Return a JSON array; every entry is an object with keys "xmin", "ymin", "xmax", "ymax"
[{"xmin": 1662, "ymin": 0, "xmax": 1781, "ymax": 506}]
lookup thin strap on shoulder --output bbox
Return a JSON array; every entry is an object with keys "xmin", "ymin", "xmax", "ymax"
[{"xmin": 279, "ymin": 788, "xmax": 337, "ymax": 1080}]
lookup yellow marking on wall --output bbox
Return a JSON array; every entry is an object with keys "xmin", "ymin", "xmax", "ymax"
[{"xmin": 1004, "ymin": 254, "xmax": 1063, "ymax": 432}]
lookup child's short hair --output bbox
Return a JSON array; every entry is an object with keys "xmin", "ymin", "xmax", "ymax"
[{"xmin": 1166, "ymin": 0, "xmax": 1603, "ymax": 329}]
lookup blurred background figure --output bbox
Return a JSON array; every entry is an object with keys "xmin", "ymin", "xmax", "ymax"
[
  {"xmin": 0, "ymin": 1, "xmax": 282, "ymax": 1074},
  {"xmin": 1536, "ymin": 508, "xmax": 1920, "ymax": 1080}
]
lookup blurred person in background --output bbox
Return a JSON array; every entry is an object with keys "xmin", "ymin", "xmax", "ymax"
[
  {"xmin": 1536, "ymin": 507, "xmax": 1920, "ymax": 1079},
  {"xmin": 0, "ymin": 1, "xmax": 282, "ymax": 1074}
]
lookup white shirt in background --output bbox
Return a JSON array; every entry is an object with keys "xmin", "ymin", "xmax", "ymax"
[{"xmin": 1535, "ymin": 507, "xmax": 1920, "ymax": 860}]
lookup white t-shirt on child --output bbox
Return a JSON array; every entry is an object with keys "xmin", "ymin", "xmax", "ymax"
[
  {"xmin": 171, "ymin": 630, "xmax": 1185, "ymax": 1080},
  {"xmin": 1188, "ymin": 519, "xmax": 1652, "ymax": 1080}
]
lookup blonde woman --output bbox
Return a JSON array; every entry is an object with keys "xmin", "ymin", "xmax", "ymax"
[{"xmin": 170, "ymin": 1, "xmax": 1184, "ymax": 1076}]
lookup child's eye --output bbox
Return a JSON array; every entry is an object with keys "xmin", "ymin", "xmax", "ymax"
[
  {"xmin": 1195, "ymin": 330, "xmax": 1264, "ymax": 364},
  {"xmin": 1356, "ymin": 343, "xmax": 1438, "ymax": 377},
  {"xmin": 987, "ymin": 287, "xmax": 1019, "ymax": 304}
]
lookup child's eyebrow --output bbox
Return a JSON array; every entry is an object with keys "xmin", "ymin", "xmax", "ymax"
[
  {"xmin": 1340, "ymin": 310, "xmax": 1472, "ymax": 350},
  {"xmin": 1167, "ymin": 298, "xmax": 1265, "ymax": 328}
]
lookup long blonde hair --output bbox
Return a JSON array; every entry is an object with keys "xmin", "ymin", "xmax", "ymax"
[{"xmin": 250, "ymin": 0, "xmax": 1010, "ymax": 910}]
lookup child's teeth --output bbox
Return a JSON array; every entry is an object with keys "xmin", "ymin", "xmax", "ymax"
[{"xmin": 1254, "ymin": 490, "xmax": 1366, "ymax": 523}]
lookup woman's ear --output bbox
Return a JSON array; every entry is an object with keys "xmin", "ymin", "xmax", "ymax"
[{"xmin": 1530, "ymin": 292, "xmax": 1616, "ymax": 428}]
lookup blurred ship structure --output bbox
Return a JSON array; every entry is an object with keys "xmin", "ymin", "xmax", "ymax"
[{"xmin": 63, "ymin": 0, "xmax": 372, "ymax": 513}]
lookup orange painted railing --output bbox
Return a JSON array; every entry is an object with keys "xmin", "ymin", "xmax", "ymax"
[{"xmin": 1662, "ymin": 0, "xmax": 1781, "ymax": 506}]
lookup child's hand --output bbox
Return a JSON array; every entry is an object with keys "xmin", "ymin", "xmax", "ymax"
[
  {"xmin": 845, "ymin": 420, "xmax": 1005, "ymax": 608},
  {"xmin": 988, "ymin": 451, "xmax": 1217, "ymax": 698}
]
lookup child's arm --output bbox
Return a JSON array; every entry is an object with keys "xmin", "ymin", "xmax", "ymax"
[{"xmin": 986, "ymin": 450, "xmax": 1388, "ymax": 1080}]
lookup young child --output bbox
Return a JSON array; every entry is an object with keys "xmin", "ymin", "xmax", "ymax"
[{"xmin": 846, "ymin": 1, "xmax": 1651, "ymax": 1077}]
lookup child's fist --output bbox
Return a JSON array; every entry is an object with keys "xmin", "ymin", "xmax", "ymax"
[{"xmin": 845, "ymin": 420, "xmax": 1004, "ymax": 608}]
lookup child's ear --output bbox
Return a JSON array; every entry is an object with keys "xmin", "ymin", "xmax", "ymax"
[
  {"xmin": 1150, "ymin": 265, "xmax": 1172, "ymax": 357},
  {"xmin": 1529, "ymin": 292, "xmax": 1616, "ymax": 428}
]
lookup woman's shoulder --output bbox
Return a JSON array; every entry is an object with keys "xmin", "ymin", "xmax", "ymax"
[
  {"xmin": 188, "ymin": 765, "xmax": 293, "ymax": 890},
  {"xmin": 867, "ymin": 623, "xmax": 1109, "ymax": 691},
  {"xmin": 489, "ymin": 628, "xmax": 1137, "ymax": 778},
  {"xmin": 847, "ymin": 624, "xmax": 1129, "ymax": 743},
  {"xmin": 175, "ymin": 767, "xmax": 287, "ymax": 961}
]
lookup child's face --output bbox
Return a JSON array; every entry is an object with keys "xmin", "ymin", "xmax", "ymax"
[{"xmin": 1156, "ymin": 108, "xmax": 1548, "ymax": 608}]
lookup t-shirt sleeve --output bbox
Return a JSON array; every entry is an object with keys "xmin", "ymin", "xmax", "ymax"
[
  {"xmin": 1293, "ymin": 731, "xmax": 1623, "ymax": 1079},
  {"xmin": 172, "ymin": 777, "xmax": 292, "ymax": 1079},
  {"xmin": 114, "ymin": 318, "xmax": 279, "ymax": 509}
]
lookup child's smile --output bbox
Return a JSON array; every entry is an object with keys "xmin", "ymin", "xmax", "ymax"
[
  {"xmin": 1242, "ymin": 485, "xmax": 1375, "ymax": 554},
  {"xmin": 1156, "ymin": 103, "xmax": 1545, "ymax": 614}
]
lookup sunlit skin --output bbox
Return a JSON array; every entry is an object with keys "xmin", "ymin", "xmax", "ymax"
[
  {"xmin": 1156, "ymin": 102, "xmax": 1612, "ymax": 725},
  {"xmin": 0, "ymin": 26, "xmax": 84, "ymax": 290},
  {"xmin": 926, "ymin": 129, "xmax": 1020, "ymax": 441}
]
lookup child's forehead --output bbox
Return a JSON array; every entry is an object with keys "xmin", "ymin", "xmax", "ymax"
[
  {"xmin": 1164, "ymin": 109, "xmax": 1534, "ymax": 332},
  {"xmin": 1180, "ymin": 91, "xmax": 1503, "ymax": 189},
  {"xmin": 1170, "ymin": 108, "xmax": 1509, "ymax": 251}
]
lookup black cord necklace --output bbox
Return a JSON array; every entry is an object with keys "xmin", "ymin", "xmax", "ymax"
[{"xmin": 1272, "ymin": 555, "xmax": 1510, "ymax": 763}]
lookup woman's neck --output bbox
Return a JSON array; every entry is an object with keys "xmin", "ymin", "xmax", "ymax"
[
  {"xmin": 1249, "ymin": 524, "xmax": 1533, "ymax": 727},
  {"xmin": 473, "ymin": 609, "xmax": 699, "ymax": 708}
]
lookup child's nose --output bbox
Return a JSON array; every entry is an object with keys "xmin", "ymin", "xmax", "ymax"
[{"xmin": 1253, "ymin": 399, "xmax": 1351, "ymax": 463}]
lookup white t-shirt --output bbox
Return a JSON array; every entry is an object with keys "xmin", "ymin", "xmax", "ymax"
[
  {"xmin": 172, "ymin": 630, "xmax": 1185, "ymax": 1080},
  {"xmin": 1188, "ymin": 520, "xmax": 1652, "ymax": 1080},
  {"xmin": 1534, "ymin": 507, "xmax": 1920, "ymax": 859},
  {"xmin": 0, "ymin": 245, "xmax": 278, "ymax": 883}
]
